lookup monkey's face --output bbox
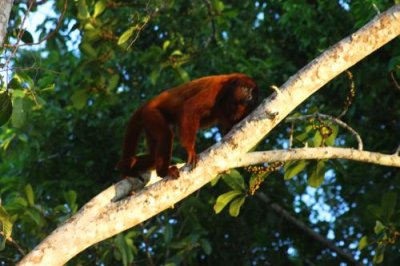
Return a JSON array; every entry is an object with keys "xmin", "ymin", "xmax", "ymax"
[{"xmin": 235, "ymin": 84, "xmax": 259, "ymax": 107}]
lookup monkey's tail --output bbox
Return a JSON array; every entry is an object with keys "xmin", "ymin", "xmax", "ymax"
[{"xmin": 120, "ymin": 108, "xmax": 144, "ymax": 161}]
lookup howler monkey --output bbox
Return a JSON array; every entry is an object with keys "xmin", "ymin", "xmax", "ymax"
[{"xmin": 116, "ymin": 73, "xmax": 259, "ymax": 179}]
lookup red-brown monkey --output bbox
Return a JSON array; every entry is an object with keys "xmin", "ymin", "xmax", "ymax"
[{"xmin": 116, "ymin": 73, "xmax": 259, "ymax": 179}]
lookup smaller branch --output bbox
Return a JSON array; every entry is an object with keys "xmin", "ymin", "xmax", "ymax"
[
  {"xmin": 256, "ymin": 192, "xmax": 360, "ymax": 265},
  {"xmin": 4, "ymin": 0, "xmax": 68, "ymax": 49},
  {"xmin": 286, "ymin": 113, "xmax": 363, "ymax": 150},
  {"xmin": 235, "ymin": 147, "xmax": 400, "ymax": 168},
  {"xmin": 270, "ymin": 85, "xmax": 282, "ymax": 96},
  {"xmin": 337, "ymin": 70, "xmax": 356, "ymax": 119},
  {"xmin": 0, "ymin": 232, "xmax": 26, "ymax": 256},
  {"xmin": 390, "ymin": 70, "xmax": 400, "ymax": 91},
  {"xmin": 395, "ymin": 145, "xmax": 400, "ymax": 155},
  {"xmin": 3, "ymin": 0, "xmax": 35, "ymax": 71}
]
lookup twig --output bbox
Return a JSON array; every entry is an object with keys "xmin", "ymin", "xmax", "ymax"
[
  {"xmin": 0, "ymin": 232, "xmax": 26, "ymax": 256},
  {"xmin": 390, "ymin": 71, "xmax": 400, "ymax": 91},
  {"xmin": 337, "ymin": 70, "xmax": 356, "ymax": 118},
  {"xmin": 202, "ymin": 0, "xmax": 217, "ymax": 45},
  {"xmin": 127, "ymin": 1, "xmax": 164, "ymax": 49},
  {"xmin": 286, "ymin": 113, "xmax": 363, "ymax": 150}
]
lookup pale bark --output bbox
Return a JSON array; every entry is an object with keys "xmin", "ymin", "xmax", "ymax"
[
  {"xmin": 0, "ymin": 0, "xmax": 14, "ymax": 47},
  {"xmin": 236, "ymin": 147, "xmax": 400, "ymax": 168},
  {"xmin": 18, "ymin": 4, "xmax": 400, "ymax": 266}
]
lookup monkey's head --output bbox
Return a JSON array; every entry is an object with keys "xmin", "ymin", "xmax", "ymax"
[{"xmin": 226, "ymin": 75, "xmax": 259, "ymax": 121}]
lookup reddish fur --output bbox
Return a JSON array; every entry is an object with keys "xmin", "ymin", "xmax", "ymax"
[{"xmin": 116, "ymin": 73, "xmax": 259, "ymax": 178}]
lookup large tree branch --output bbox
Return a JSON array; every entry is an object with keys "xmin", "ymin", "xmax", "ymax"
[{"xmin": 18, "ymin": 4, "xmax": 400, "ymax": 266}]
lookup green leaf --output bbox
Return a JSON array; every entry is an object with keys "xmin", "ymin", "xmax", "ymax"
[
  {"xmin": 21, "ymin": 31, "xmax": 34, "ymax": 44},
  {"xmin": 177, "ymin": 67, "xmax": 190, "ymax": 82},
  {"xmin": 11, "ymin": 96, "xmax": 29, "ymax": 128},
  {"xmin": 114, "ymin": 234, "xmax": 134, "ymax": 266},
  {"xmin": 295, "ymin": 125, "xmax": 313, "ymax": 142},
  {"xmin": 163, "ymin": 40, "xmax": 171, "ymax": 50},
  {"xmin": 229, "ymin": 196, "xmax": 246, "ymax": 217},
  {"xmin": 171, "ymin": 50, "xmax": 183, "ymax": 57},
  {"xmin": 308, "ymin": 160, "xmax": 325, "ymax": 188},
  {"xmin": 77, "ymin": 0, "xmax": 90, "ymax": 20},
  {"xmin": 93, "ymin": 0, "xmax": 107, "ymax": 17},
  {"xmin": 71, "ymin": 90, "xmax": 88, "ymax": 110},
  {"xmin": 24, "ymin": 184, "xmax": 35, "ymax": 206},
  {"xmin": 212, "ymin": 0, "xmax": 225, "ymax": 13},
  {"xmin": 25, "ymin": 209, "xmax": 43, "ymax": 226},
  {"xmin": 213, "ymin": 190, "xmax": 242, "ymax": 214},
  {"xmin": 41, "ymin": 84, "xmax": 55, "ymax": 93},
  {"xmin": 118, "ymin": 27, "xmax": 135, "ymax": 46},
  {"xmin": 374, "ymin": 220, "xmax": 385, "ymax": 234},
  {"xmin": 221, "ymin": 169, "xmax": 246, "ymax": 191},
  {"xmin": 283, "ymin": 160, "xmax": 307, "ymax": 180},
  {"xmin": 312, "ymin": 131, "xmax": 323, "ymax": 147},
  {"xmin": 0, "ymin": 206, "xmax": 13, "ymax": 251},
  {"xmin": 108, "ymin": 74, "xmax": 120, "ymax": 91},
  {"xmin": 325, "ymin": 124, "xmax": 338, "ymax": 146},
  {"xmin": 200, "ymin": 239, "xmax": 212, "ymax": 255},
  {"xmin": 64, "ymin": 190, "xmax": 78, "ymax": 213},
  {"xmin": 0, "ymin": 90, "xmax": 12, "ymax": 127},
  {"xmin": 373, "ymin": 244, "xmax": 385, "ymax": 264},
  {"xmin": 210, "ymin": 174, "xmax": 222, "ymax": 186},
  {"xmin": 367, "ymin": 204, "xmax": 383, "ymax": 220},
  {"xmin": 163, "ymin": 224, "xmax": 173, "ymax": 243},
  {"xmin": 150, "ymin": 70, "xmax": 160, "ymax": 86},
  {"xmin": 15, "ymin": 72, "xmax": 34, "ymax": 89},
  {"xmin": 381, "ymin": 192, "xmax": 397, "ymax": 221},
  {"xmin": 80, "ymin": 42, "xmax": 98, "ymax": 57},
  {"xmin": 358, "ymin": 236, "xmax": 368, "ymax": 250}
]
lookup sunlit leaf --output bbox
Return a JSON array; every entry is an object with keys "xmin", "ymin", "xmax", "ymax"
[
  {"xmin": 24, "ymin": 184, "xmax": 34, "ymax": 206},
  {"xmin": 308, "ymin": 160, "xmax": 325, "ymax": 188},
  {"xmin": 213, "ymin": 190, "xmax": 242, "ymax": 214},
  {"xmin": 312, "ymin": 131, "xmax": 323, "ymax": 147},
  {"xmin": 284, "ymin": 160, "xmax": 307, "ymax": 180},
  {"xmin": 0, "ymin": 206, "xmax": 13, "ymax": 251},
  {"xmin": 325, "ymin": 124, "xmax": 339, "ymax": 146},
  {"xmin": 373, "ymin": 244, "xmax": 385, "ymax": 264},
  {"xmin": 229, "ymin": 196, "xmax": 246, "ymax": 217},
  {"xmin": 221, "ymin": 169, "xmax": 246, "ymax": 191},
  {"xmin": 94, "ymin": 0, "xmax": 107, "ymax": 17},
  {"xmin": 374, "ymin": 220, "xmax": 385, "ymax": 234},
  {"xmin": 358, "ymin": 236, "xmax": 368, "ymax": 250},
  {"xmin": 118, "ymin": 27, "xmax": 135, "ymax": 46}
]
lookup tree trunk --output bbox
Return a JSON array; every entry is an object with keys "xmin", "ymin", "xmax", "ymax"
[{"xmin": 0, "ymin": 0, "xmax": 14, "ymax": 46}]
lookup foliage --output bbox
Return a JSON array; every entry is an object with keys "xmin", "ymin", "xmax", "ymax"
[{"xmin": 0, "ymin": 0, "xmax": 399, "ymax": 265}]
